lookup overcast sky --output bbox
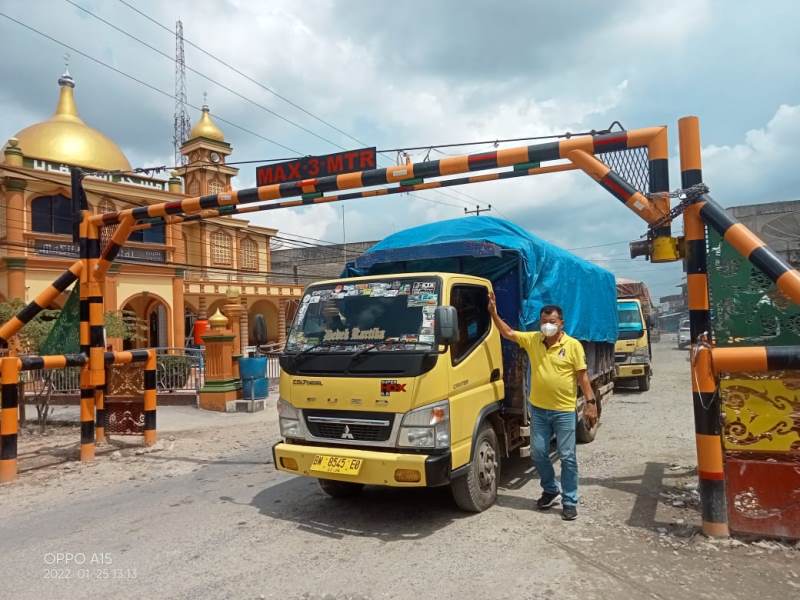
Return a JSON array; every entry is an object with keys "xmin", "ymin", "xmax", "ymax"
[{"xmin": 2, "ymin": 0, "xmax": 799, "ymax": 301}]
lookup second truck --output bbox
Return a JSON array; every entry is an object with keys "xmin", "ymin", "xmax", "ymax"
[
  {"xmin": 273, "ymin": 216, "xmax": 618, "ymax": 511},
  {"xmin": 614, "ymin": 278, "xmax": 654, "ymax": 391}
]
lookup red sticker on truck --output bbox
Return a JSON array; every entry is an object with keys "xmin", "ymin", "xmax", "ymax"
[{"xmin": 381, "ymin": 380, "xmax": 407, "ymax": 396}]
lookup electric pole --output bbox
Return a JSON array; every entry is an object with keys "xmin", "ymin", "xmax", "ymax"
[{"xmin": 464, "ymin": 204, "xmax": 492, "ymax": 216}]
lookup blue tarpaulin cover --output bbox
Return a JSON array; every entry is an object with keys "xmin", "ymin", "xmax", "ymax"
[{"xmin": 344, "ymin": 216, "xmax": 618, "ymax": 343}]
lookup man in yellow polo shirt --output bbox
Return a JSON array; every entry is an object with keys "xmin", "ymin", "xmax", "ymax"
[{"xmin": 488, "ymin": 294, "xmax": 597, "ymax": 520}]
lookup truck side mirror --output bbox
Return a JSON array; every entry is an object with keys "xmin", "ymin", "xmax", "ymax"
[
  {"xmin": 252, "ymin": 314, "xmax": 268, "ymax": 346},
  {"xmin": 434, "ymin": 306, "xmax": 460, "ymax": 346}
]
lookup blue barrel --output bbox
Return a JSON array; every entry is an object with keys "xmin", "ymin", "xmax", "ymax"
[{"xmin": 239, "ymin": 356, "xmax": 268, "ymax": 400}]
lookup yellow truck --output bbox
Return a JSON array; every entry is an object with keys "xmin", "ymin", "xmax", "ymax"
[
  {"xmin": 614, "ymin": 280, "xmax": 653, "ymax": 391},
  {"xmin": 273, "ymin": 217, "xmax": 618, "ymax": 511}
]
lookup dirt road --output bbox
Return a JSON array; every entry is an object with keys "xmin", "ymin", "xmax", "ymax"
[{"xmin": 1, "ymin": 340, "xmax": 798, "ymax": 599}]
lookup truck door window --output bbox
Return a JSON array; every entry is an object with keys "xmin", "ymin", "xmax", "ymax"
[{"xmin": 450, "ymin": 285, "xmax": 490, "ymax": 364}]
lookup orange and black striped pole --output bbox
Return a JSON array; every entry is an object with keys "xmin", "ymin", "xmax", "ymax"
[
  {"xmin": 91, "ymin": 128, "xmax": 667, "ymax": 227},
  {"xmin": 567, "ymin": 149, "xmax": 666, "ymax": 224},
  {"xmin": 95, "ymin": 370, "xmax": 106, "ymax": 444},
  {"xmin": 698, "ymin": 198, "xmax": 800, "ymax": 305},
  {"xmin": 94, "ymin": 215, "xmax": 135, "ymax": 281},
  {"xmin": 143, "ymin": 349, "xmax": 157, "ymax": 446},
  {"xmin": 647, "ymin": 126, "xmax": 671, "ymax": 236},
  {"xmin": 18, "ymin": 354, "xmax": 86, "ymax": 371},
  {"xmin": 0, "ymin": 357, "xmax": 21, "ymax": 483},
  {"xmin": 711, "ymin": 345, "xmax": 800, "ymax": 373},
  {"xmin": 678, "ymin": 115, "xmax": 728, "ymax": 537},
  {"xmin": 78, "ymin": 203, "xmax": 99, "ymax": 461},
  {"xmin": 0, "ymin": 261, "xmax": 83, "ymax": 348}
]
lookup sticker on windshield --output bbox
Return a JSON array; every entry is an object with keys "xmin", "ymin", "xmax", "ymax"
[
  {"xmin": 412, "ymin": 281, "xmax": 436, "ymax": 293},
  {"xmin": 419, "ymin": 334, "xmax": 435, "ymax": 344},
  {"xmin": 322, "ymin": 327, "xmax": 386, "ymax": 342}
]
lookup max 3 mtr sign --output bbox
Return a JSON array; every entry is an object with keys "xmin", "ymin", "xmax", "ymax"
[{"xmin": 256, "ymin": 147, "xmax": 377, "ymax": 185}]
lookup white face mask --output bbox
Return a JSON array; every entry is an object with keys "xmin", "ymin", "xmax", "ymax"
[{"xmin": 540, "ymin": 322, "xmax": 559, "ymax": 337}]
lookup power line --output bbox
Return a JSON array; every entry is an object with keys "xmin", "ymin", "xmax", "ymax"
[
  {"xmin": 0, "ymin": 12, "xmax": 462, "ymax": 212},
  {"xmin": 110, "ymin": 0, "xmax": 475, "ymax": 212},
  {"xmin": 24, "ymin": 3, "xmax": 482, "ymax": 213},
  {"xmin": 0, "ymin": 239, "xmax": 323, "ymax": 281},
  {"xmin": 65, "ymin": 0, "xmax": 348, "ymax": 150},
  {"xmin": 115, "ymin": 0, "xmax": 386, "ymax": 150},
  {"xmin": 0, "ymin": 11, "xmax": 302, "ymax": 154},
  {"xmin": 0, "ymin": 164, "xmax": 346, "ymax": 248},
  {"xmin": 566, "ymin": 240, "xmax": 630, "ymax": 251}
]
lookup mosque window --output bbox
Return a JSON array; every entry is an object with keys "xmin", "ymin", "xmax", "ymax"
[
  {"xmin": 127, "ymin": 200, "xmax": 165, "ymax": 244},
  {"xmin": 211, "ymin": 230, "xmax": 232, "ymax": 265},
  {"xmin": 241, "ymin": 238, "xmax": 258, "ymax": 271},
  {"xmin": 31, "ymin": 195, "xmax": 72, "ymax": 235},
  {"xmin": 208, "ymin": 179, "xmax": 225, "ymax": 195},
  {"xmin": 129, "ymin": 222, "xmax": 166, "ymax": 245}
]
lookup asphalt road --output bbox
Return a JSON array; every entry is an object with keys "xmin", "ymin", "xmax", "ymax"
[{"xmin": 1, "ymin": 340, "xmax": 798, "ymax": 600}]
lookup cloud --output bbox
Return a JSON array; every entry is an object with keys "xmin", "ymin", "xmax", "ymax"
[{"xmin": 702, "ymin": 104, "xmax": 800, "ymax": 205}]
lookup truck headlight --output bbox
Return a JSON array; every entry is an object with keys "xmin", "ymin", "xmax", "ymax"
[
  {"xmin": 398, "ymin": 401, "xmax": 450, "ymax": 449},
  {"xmin": 632, "ymin": 347, "xmax": 650, "ymax": 360},
  {"xmin": 277, "ymin": 398, "xmax": 301, "ymax": 438}
]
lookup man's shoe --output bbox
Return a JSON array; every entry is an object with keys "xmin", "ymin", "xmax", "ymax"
[
  {"xmin": 536, "ymin": 491, "xmax": 561, "ymax": 510},
  {"xmin": 561, "ymin": 505, "xmax": 578, "ymax": 521}
]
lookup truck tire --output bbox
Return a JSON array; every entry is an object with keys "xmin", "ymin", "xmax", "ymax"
[
  {"xmin": 450, "ymin": 424, "xmax": 500, "ymax": 512},
  {"xmin": 576, "ymin": 396, "xmax": 601, "ymax": 444},
  {"xmin": 637, "ymin": 372, "xmax": 651, "ymax": 392},
  {"xmin": 318, "ymin": 478, "xmax": 364, "ymax": 498}
]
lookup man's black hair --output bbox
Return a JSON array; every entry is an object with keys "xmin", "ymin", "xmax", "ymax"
[{"xmin": 540, "ymin": 304, "xmax": 563, "ymax": 319}]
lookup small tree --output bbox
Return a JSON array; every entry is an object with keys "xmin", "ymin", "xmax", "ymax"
[{"xmin": 0, "ymin": 299, "xmax": 60, "ymax": 355}]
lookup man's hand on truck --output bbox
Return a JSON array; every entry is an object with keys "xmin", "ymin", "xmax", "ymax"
[{"xmin": 487, "ymin": 292, "xmax": 518, "ymax": 341}]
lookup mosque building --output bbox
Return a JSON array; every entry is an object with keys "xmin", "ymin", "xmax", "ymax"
[{"xmin": 0, "ymin": 69, "xmax": 302, "ymax": 349}]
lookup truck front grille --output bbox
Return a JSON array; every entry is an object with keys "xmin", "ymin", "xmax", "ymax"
[
  {"xmin": 304, "ymin": 410, "xmax": 395, "ymax": 442},
  {"xmin": 614, "ymin": 353, "xmax": 628, "ymax": 363}
]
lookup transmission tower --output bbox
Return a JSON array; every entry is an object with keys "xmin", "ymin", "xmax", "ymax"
[{"xmin": 173, "ymin": 19, "xmax": 191, "ymax": 166}]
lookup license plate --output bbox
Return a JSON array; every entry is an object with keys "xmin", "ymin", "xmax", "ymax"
[{"xmin": 310, "ymin": 455, "xmax": 363, "ymax": 475}]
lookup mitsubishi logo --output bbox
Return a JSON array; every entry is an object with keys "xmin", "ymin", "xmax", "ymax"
[{"xmin": 341, "ymin": 425, "xmax": 355, "ymax": 440}]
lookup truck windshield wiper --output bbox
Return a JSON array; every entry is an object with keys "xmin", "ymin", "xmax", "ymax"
[
  {"xmin": 345, "ymin": 340, "xmax": 411, "ymax": 373},
  {"xmin": 292, "ymin": 342, "xmax": 332, "ymax": 364},
  {"xmin": 292, "ymin": 340, "xmax": 364, "ymax": 365}
]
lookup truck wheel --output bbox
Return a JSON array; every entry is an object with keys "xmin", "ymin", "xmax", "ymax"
[
  {"xmin": 637, "ymin": 372, "xmax": 651, "ymax": 392},
  {"xmin": 576, "ymin": 397, "xmax": 601, "ymax": 444},
  {"xmin": 450, "ymin": 425, "xmax": 500, "ymax": 512},
  {"xmin": 318, "ymin": 478, "xmax": 364, "ymax": 498}
]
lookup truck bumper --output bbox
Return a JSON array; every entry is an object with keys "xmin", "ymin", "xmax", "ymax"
[
  {"xmin": 272, "ymin": 442, "xmax": 452, "ymax": 488},
  {"xmin": 615, "ymin": 363, "xmax": 649, "ymax": 379}
]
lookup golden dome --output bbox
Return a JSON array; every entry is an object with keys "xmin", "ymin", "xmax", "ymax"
[
  {"xmin": 189, "ymin": 104, "xmax": 225, "ymax": 142},
  {"xmin": 208, "ymin": 308, "xmax": 229, "ymax": 330},
  {"xmin": 7, "ymin": 71, "xmax": 131, "ymax": 172}
]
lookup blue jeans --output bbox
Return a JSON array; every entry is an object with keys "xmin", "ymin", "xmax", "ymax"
[{"xmin": 531, "ymin": 406, "xmax": 578, "ymax": 506}]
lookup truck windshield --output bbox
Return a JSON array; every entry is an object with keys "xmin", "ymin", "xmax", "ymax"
[
  {"xmin": 285, "ymin": 277, "xmax": 440, "ymax": 353},
  {"xmin": 617, "ymin": 301, "xmax": 644, "ymax": 340}
]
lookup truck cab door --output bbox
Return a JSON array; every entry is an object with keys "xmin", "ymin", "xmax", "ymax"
[{"xmin": 447, "ymin": 283, "xmax": 504, "ymax": 469}]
